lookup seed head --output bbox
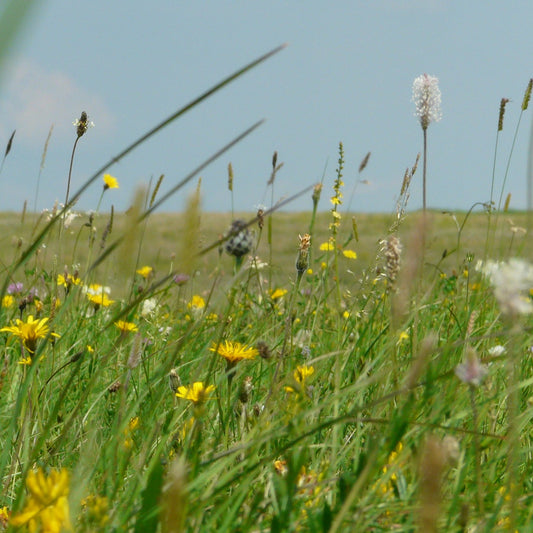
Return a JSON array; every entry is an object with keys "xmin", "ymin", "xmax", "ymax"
[{"xmin": 412, "ymin": 74, "xmax": 442, "ymax": 130}]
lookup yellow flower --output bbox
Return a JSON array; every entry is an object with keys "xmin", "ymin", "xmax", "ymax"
[
  {"xmin": 285, "ymin": 365, "xmax": 315, "ymax": 394},
  {"xmin": 128, "ymin": 416, "xmax": 140, "ymax": 432},
  {"xmin": 81, "ymin": 495, "xmax": 109, "ymax": 527},
  {"xmin": 2, "ymin": 294, "xmax": 15, "ymax": 308},
  {"xmin": 187, "ymin": 295, "xmax": 205, "ymax": 310},
  {"xmin": 136, "ymin": 266, "xmax": 153, "ymax": 279},
  {"xmin": 114, "ymin": 320, "xmax": 138, "ymax": 333},
  {"xmin": 330, "ymin": 196, "xmax": 341, "ymax": 205},
  {"xmin": 18, "ymin": 356, "xmax": 32, "ymax": 365},
  {"xmin": 0, "ymin": 506, "xmax": 8, "ymax": 528},
  {"xmin": 398, "ymin": 331, "xmax": 409, "ymax": 343},
  {"xmin": 0, "ymin": 315, "xmax": 56, "ymax": 354},
  {"xmin": 103, "ymin": 173, "xmax": 119, "ymax": 190},
  {"xmin": 210, "ymin": 340, "xmax": 258, "ymax": 364},
  {"xmin": 274, "ymin": 460, "xmax": 288, "ymax": 476},
  {"xmin": 319, "ymin": 242, "xmax": 335, "ymax": 252},
  {"xmin": 342, "ymin": 249, "xmax": 357, "ymax": 259},
  {"xmin": 10, "ymin": 468, "xmax": 71, "ymax": 532},
  {"xmin": 57, "ymin": 273, "xmax": 82, "ymax": 288},
  {"xmin": 87, "ymin": 292, "xmax": 115, "ymax": 308},
  {"xmin": 176, "ymin": 382, "xmax": 215, "ymax": 405},
  {"xmin": 270, "ymin": 288, "xmax": 288, "ymax": 300}
]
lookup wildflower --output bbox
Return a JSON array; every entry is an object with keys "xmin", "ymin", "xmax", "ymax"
[
  {"xmin": 173, "ymin": 273, "xmax": 190, "ymax": 285},
  {"xmin": 86, "ymin": 292, "xmax": 115, "ymax": 309},
  {"xmin": 18, "ymin": 356, "xmax": 32, "ymax": 365},
  {"xmin": 224, "ymin": 219, "xmax": 253, "ymax": 259},
  {"xmin": 136, "ymin": 265, "xmax": 153, "ymax": 279},
  {"xmin": 115, "ymin": 320, "xmax": 138, "ymax": 334},
  {"xmin": 412, "ymin": 74, "xmax": 442, "ymax": 130},
  {"xmin": 187, "ymin": 295, "xmax": 205, "ymax": 310},
  {"xmin": 57, "ymin": 272, "xmax": 82, "ymax": 289},
  {"xmin": 319, "ymin": 241, "xmax": 335, "ymax": 252},
  {"xmin": 482, "ymin": 258, "xmax": 533, "ymax": 316},
  {"xmin": 81, "ymin": 495, "xmax": 109, "ymax": 528},
  {"xmin": 175, "ymin": 382, "xmax": 215, "ymax": 405},
  {"xmin": 274, "ymin": 460, "xmax": 288, "ymax": 476},
  {"xmin": 73, "ymin": 111, "xmax": 93, "ymax": 138},
  {"xmin": 488, "ymin": 345, "xmax": 506, "ymax": 357},
  {"xmin": 140, "ymin": 297, "xmax": 158, "ymax": 317},
  {"xmin": 2, "ymin": 294, "xmax": 14, "ymax": 308},
  {"xmin": 455, "ymin": 348, "xmax": 488, "ymax": 387},
  {"xmin": 285, "ymin": 365, "xmax": 315, "ymax": 394},
  {"xmin": 210, "ymin": 341, "xmax": 258, "ymax": 364},
  {"xmin": 0, "ymin": 506, "xmax": 8, "ymax": 528},
  {"xmin": 103, "ymin": 174, "xmax": 119, "ymax": 190},
  {"xmin": 7, "ymin": 281, "xmax": 23, "ymax": 294},
  {"xmin": 270, "ymin": 288, "xmax": 288, "ymax": 300},
  {"xmin": 1, "ymin": 315, "xmax": 56, "ymax": 354},
  {"xmin": 342, "ymin": 249, "xmax": 357, "ymax": 259},
  {"xmin": 10, "ymin": 468, "xmax": 71, "ymax": 532}
]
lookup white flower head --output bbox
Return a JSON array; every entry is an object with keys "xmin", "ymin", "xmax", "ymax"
[
  {"xmin": 412, "ymin": 73, "xmax": 442, "ymax": 130},
  {"xmin": 482, "ymin": 259, "xmax": 533, "ymax": 316},
  {"xmin": 455, "ymin": 350, "xmax": 488, "ymax": 387},
  {"xmin": 141, "ymin": 297, "xmax": 158, "ymax": 317}
]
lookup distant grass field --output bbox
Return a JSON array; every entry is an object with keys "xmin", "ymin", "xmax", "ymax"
[{"xmin": 2, "ymin": 208, "xmax": 531, "ymax": 297}]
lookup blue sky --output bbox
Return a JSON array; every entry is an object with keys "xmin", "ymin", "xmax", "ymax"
[{"xmin": 0, "ymin": 1, "xmax": 532, "ymax": 214}]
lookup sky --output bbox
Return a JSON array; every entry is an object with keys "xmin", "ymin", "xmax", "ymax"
[{"xmin": 0, "ymin": 0, "xmax": 532, "ymax": 215}]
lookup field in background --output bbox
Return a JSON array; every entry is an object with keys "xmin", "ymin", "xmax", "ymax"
[{"xmin": 2, "ymin": 209, "xmax": 532, "ymax": 298}]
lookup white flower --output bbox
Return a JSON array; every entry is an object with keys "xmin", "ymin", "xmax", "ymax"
[
  {"xmin": 455, "ymin": 354, "xmax": 488, "ymax": 387},
  {"xmin": 62, "ymin": 210, "xmax": 80, "ymax": 229},
  {"xmin": 488, "ymin": 345, "xmax": 506, "ymax": 357},
  {"xmin": 141, "ymin": 297, "xmax": 158, "ymax": 317},
  {"xmin": 482, "ymin": 259, "xmax": 533, "ymax": 316},
  {"xmin": 412, "ymin": 73, "xmax": 442, "ymax": 130}
]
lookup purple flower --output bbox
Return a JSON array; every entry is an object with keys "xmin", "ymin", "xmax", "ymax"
[
  {"xmin": 173, "ymin": 274, "xmax": 190, "ymax": 286},
  {"xmin": 7, "ymin": 282, "xmax": 24, "ymax": 295}
]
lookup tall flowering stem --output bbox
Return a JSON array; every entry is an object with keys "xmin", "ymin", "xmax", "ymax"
[
  {"xmin": 412, "ymin": 74, "xmax": 442, "ymax": 212},
  {"xmin": 330, "ymin": 142, "xmax": 344, "ymax": 311}
]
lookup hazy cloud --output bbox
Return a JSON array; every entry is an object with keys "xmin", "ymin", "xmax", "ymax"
[{"xmin": 0, "ymin": 57, "xmax": 115, "ymax": 145}]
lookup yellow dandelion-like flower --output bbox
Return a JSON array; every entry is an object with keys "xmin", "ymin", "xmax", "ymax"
[
  {"xmin": 285, "ymin": 365, "xmax": 315, "ymax": 394},
  {"xmin": 270, "ymin": 288, "xmax": 288, "ymax": 300},
  {"xmin": 187, "ymin": 295, "xmax": 205, "ymax": 310},
  {"xmin": 319, "ymin": 242, "xmax": 335, "ymax": 252},
  {"xmin": 0, "ymin": 506, "xmax": 8, "ymax": 528},
  {"xmin": 274, "ymin": 460, "xmax": 288, "ymax": 476},
  {"xmin": 210, "ymin": 341, "xmax": 258, "ymax": 364},
  {"xmin": 342, "ymin": 249, "xmax": 357, "ymax": 259},
  {"xmin": 87, "ymin": 292, "xmax": 115, "ymax": 308},
  {"xmin": 57, "ymin": 273, "xmax": 82, "ymax": 288},
  {"xmin": 175, "ymin": 382, "xmax": 215, "ymax": 405},
  {"xmin": 136, "ymin": 266, "xmax": 153, "ymax": 279},
  {"xmin": 398, "ymin": 331, "xmax": 409, "ymax": 343},
  {"xmin": 2, "ymin": 294, "xmax": 15, "ymax": 308},
  {"xmin": 114, "ymin": 320, "xmax": 138, "ymax": 333},
  {"xmin": 1, "ymin": 315, "xmax": 55, "ymax": 354},
  {"xmin": 103, "ymin": 174, "xmax": 119, "ymax": 190},
  {"xmin": 10, "ymin": 468, "xmax": 71, "ymax": 532}
]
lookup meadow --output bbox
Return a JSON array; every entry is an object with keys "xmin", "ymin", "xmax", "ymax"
[{"xmin": 1, "ymin": 42, "xmax": 533, "ymax": 532}]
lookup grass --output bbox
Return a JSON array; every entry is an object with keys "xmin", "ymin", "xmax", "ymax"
[{"xmin": 0, "ymin": 38, "xmax": 533, "ymax": 531}]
